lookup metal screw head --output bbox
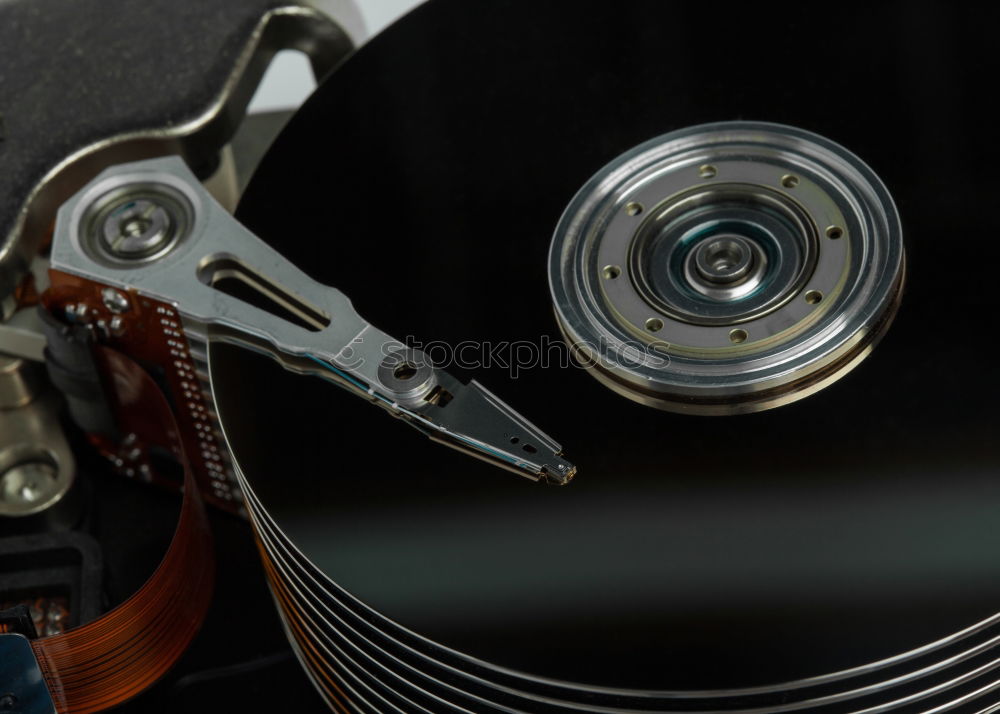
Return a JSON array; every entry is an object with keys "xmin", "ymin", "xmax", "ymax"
[
  {"xmin": 101, "ymin": 287, "xmax": 130, "ymax": 314},
  {"xmin": 0, "ymin": 460, "xmax": 58, "ymax": 507},
  {"xmin": 100, "ymin": 198, "xmax": 173, "ymax": 259}
]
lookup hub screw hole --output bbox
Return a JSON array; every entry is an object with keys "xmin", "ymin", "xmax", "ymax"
[
  {"xmin": 625, "ymin": 202, "xmax": 643, "ymax": 216},
  {"xmin": 699, "ymin": 164, "xmax": 717, "ymax": 179},
  {"xmin": 805, "ymin": 290, "xmax": 823, "ymax": 305},
  {"xmin": 729, "ymin": 328, "xmax": 748, "ymax": 344},
  {"xmin": 645, "ymin": 318, "xmax": 664, "ymax": 333},
  {"xmin": 603, "ymin": 265, "xmax": 621, "ymax": 280},
  {"xmin": 780, "ymin": 174, "xmax": 799, "ymax": 189},
  {"xmin": 826, "ymin": 226, "xmax": 844, "ymax": 240},
  {"xmin": 393, "ymin": 362, "xmax": 418, "ymax": 381}
]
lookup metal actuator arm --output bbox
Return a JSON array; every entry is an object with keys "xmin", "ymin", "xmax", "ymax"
[{"xmin": 48, "ymin": 158, "xmax": 575, "ymax": 484}]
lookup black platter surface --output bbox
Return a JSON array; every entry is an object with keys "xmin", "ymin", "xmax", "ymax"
[{"xmin": 212, "ymin": 0, "xmax": 1000, "ymax": 707}]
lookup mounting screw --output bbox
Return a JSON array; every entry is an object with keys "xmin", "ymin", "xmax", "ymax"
[
  {"xmin": 101, "ymin": 287, "xmax": 130, "ymax": 314},
  {"xmin": 0, "ymin": 455, "xmax": 60, "ymax": 515},
  {"xmin": 0, "ymin": 693, "xmax": 18, "ymax": 710}
]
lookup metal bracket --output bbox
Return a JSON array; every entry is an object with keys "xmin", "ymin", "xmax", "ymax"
[{"xmin": 0, "ymin": 634, "xmax": 57, "ymax": 714}]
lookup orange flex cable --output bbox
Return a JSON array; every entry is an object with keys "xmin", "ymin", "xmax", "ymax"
[{"xmin": 30, "ymin": 346, "xmax": 214, "ymax": 713}]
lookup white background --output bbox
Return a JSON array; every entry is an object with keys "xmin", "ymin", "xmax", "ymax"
[{"xmin": 248, "ymin": 0, "xmax": 426, "ymax": 113}]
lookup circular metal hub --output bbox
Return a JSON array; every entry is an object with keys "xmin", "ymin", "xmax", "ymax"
[
  {"xmin": 549, "ymin": 121, "xmax": 905, "ymax": 414},
  {"xmin": 74, "ymin": 176, "xmax": 196, "ymax": 268}
]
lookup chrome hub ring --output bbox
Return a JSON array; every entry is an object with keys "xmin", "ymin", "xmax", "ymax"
[
  {"xmin": 690, "ymin": 234, "xmax": 757, "ymax": 287},
  {"xmin": 549, "ymin": 121, "xmax": 905, "ymax": 414}
]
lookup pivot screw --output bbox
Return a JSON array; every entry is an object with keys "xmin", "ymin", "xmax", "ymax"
[{"xmin": 100, "ymin": 198, "xmax": 174, "ymax": 259}]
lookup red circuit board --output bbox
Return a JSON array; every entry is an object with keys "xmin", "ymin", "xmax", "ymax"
[{"xmin": 42, "ymin": 270, "xmax": 244, "ymax": 515}]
